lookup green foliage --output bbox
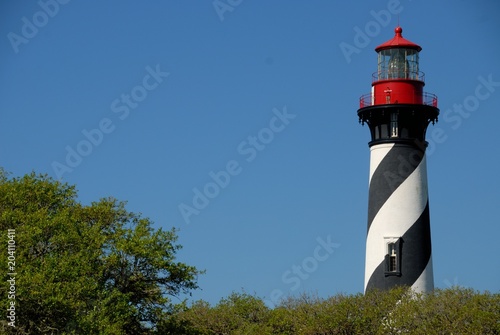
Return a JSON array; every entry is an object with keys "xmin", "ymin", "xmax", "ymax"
[
  {"xmin": 1, "ymin": 169, "xmax": 499, "ymax": 334},
  {"xmin": 160, "ymin": 292, "xmax": 272, "ymax": 335},
  {"xmin": 0, "ymin": 170, "xmax": 202, "ymax": 334},
  {"xmin": 160, "ymin": 287, "xmax": 500, "ymax": 335},
  {"xmin": 382, "ymin": 288, "xmax": 500, "ymax": 335}
]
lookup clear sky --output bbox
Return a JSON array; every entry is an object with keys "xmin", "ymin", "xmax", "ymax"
[{"xmin": 1, "ymin": 0, "xmax": 499, "ymax": 306}]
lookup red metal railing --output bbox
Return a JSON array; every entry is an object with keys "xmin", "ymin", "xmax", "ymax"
[{"xmin": 359, "ymin": 92, "xmax": 438, "ymax": 108}]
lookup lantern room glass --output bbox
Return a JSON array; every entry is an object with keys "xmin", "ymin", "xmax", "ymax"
[{"xmin": 377, "ymin": 48, "xmax": 419, "ymax": 80}]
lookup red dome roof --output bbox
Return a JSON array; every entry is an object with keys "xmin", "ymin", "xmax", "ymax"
[{"xmin": 375, "ymin": 26, "xmax": 422, "ymax": 52}]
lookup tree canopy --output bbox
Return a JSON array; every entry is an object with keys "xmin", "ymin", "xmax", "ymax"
[
  {"xmin": 0, "ymin": 169, "xmax": 202, "ymax": 334},
  {"xmin": 1, "ymin": 170, "xmax": 499, "ymax": 334},
  {"xmin": 162, "ymin": 288, "xmax": 500, "ymax": 335}
]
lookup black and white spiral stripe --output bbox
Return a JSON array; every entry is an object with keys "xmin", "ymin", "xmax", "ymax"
[{"xmin": 364, "ymin": 142, "xmax": 434, "ymax": 293}]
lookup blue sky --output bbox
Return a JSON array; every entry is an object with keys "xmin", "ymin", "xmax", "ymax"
[{"xmin": 1, "ymin": 0, "xmax": 499, "ymax": 306}]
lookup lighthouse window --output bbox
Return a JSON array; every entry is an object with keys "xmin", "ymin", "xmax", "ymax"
[
  {"xmin": 388, "ymin": 49, "xmax": 408, "ymax": 79},
  {"xmin": 389, "ymin": 243, "xmax": 397, "ymax": 272},
  {"xmin": 406, "ymin": 51, "xmax": 419, "ymax": 79},
  {"xmin": 390, "ymin": 113, "xmax": 398, "ymax": 137},
  {"xmin": 378, "ymin": 48, "xmax": 419, "ymax": 80},
  {"xmin": 380, "ymin": 124, "xmax": 389, "ymax": 138},
  {"xmin": 384, "ymin": 238, "xmax": 402, "ymax": 276},
  {"xmin": 400, "ymin": 127, "xmax": 409, "ymax": 138}
]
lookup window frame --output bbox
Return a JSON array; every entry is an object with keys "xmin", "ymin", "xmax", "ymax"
[{"xmin": 384, "ymin": 237, "xmax": 402, "ymax": 277}]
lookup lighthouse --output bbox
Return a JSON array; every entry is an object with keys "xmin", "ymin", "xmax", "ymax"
[{"xmin": 358, "ymin": 27, "xmax": 439, "ymax": 293}]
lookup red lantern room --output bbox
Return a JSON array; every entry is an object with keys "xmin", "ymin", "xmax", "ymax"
[
  {"xmin": 358, "ymin": 26, "xmax": 439, "ymax": 145},
  {"xmin": 360, "ymin": 26, "xmax": 438, "ymax": 108}
]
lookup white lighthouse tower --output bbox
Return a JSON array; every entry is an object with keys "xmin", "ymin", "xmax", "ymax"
[{"xmin": 357, "ymin": 27, "xmax": 439, "ymax": 293}]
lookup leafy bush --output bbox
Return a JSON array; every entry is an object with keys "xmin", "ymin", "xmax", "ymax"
[{"xmin": 161, "ymin": 287, "xmax": 500, "ymax": 335}]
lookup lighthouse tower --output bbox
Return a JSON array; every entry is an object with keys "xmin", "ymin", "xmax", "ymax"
[{"xmin": 358, "ymin": 27, "xmax": 439, "ymax": 293}]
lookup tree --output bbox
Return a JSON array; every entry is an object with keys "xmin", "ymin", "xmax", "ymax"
[
  {"xmin": 0, "ymin": 169, "xmax": 202, "ymax": 334},
  {"xmin": 160, "ymin": 292, "xmax": 271, "ymax": 335},
  {"xmin": 158, "ymin": 287, "xmax": 500, "ymax": 334}
]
